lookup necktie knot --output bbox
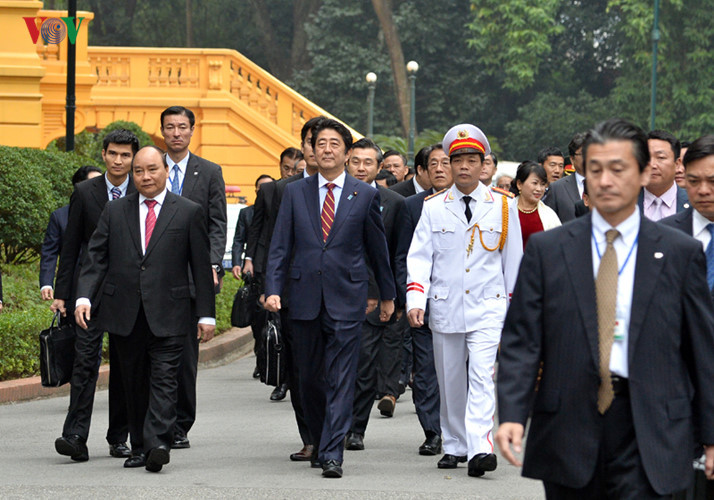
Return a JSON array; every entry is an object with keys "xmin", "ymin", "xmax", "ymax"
[
  {"xmin": 145, "ymin": 199, "xmax": 157, "ymax": 209},
  {"xmin": 326, "ymin": 183, "xmax": 335, "ymax": 191},
  {"xmin": 605, "ymin": 229, "xmax": 619, "ymax": 245}
]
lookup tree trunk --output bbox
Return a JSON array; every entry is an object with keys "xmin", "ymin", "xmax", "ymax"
[
  {"xmin": 248, "ymin": 0, "xmax": 290, "ymax": 80},
  {"xmin": 185, "ymin": 0, "xmax": 194, "ymax": 47},
  {"xmin": 290, "ymin": 0, "xmax": 322, "ymax": 73},
  {"xmin": 371, "ymin": 0, "xmax": 410, "ymax": 136}
]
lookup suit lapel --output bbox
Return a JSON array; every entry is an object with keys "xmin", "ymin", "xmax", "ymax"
[
  {"xmin": 326, "ymin": 175, "xmax": 358, "ymax": 244},
  {"xmin": 566, "ymin": 175, "xmax": 580, "ymax": 205},
  {"xmin": 144, "ymin": 193, "xmax": 179, "ymax": 260},
  {"xmin": 628, "ymin": 218, "xmax": 664, "ymax": 364},
  {"xmin": 563, "ymin": 215, "xmax": 600, "ymax": 370},
  {"xmin": 124, "ymin": 193, "xmax": 142, "ymax": 256},
  {"xmin": 90, "ymin": 176, "xmax": 109, "ymax": 211},
  {"xmin": 444, "ymin": 187, "xmax": 468, "ymax": 225},
  {"xmin": 180, "ymin": 153, "xmax": 199, "ymax": 198},
  {"xmin": 302, "ymin": 175, "xmax": 322, "ymax": 243}
]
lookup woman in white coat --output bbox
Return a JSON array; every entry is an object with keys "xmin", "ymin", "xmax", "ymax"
[{"xmin": 510, "ymin": 161, "xmax": 561, "ymax": 248}]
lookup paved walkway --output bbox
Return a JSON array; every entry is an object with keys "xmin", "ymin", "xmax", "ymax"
[{"xmin": 1, "ymin": 354, "xmax": 544, "ymax": 499}]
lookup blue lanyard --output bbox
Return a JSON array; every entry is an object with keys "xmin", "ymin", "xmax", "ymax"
[{"xmin": 592, "ymin": 230, "xmax": 638, "ymax": 276}]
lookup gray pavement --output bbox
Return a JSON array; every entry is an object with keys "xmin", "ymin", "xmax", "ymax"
[{"xmin": 1, "ymin": 354, "xmax": 544, "ymax": 499}]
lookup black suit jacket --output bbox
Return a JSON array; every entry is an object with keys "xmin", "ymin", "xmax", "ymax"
[
  {"xmin": 265, "ymin": 173, "xmax": 396, "ymax": 322},
  {"xmin": 498, "ymin": 213, "xmax": 714, "ymax": 494},
  {"xmin": 245, "ymin": 172, "xmax": 303, "ymax": 275},
  {"xmin": 40, "ymin": 204, "xmax": 69, "ymax": 288},
  {"xmin": 637, "ymin": 185, "xmax": 690, "ymax": 216},
  {"xmin": 394, "ymin": 189, "xmax": 433, "ymax": 304},
  {"xmin": 390, "ymin": 178, "xmax": 417, "ymax": 198},
  {"xmin": 76, "ymin": 191, "xmax": 214, "ymax": 337},
  {"xmin": 543, "ymin": 173, "xmax": 580, "ymax": 223},
  {"xmin": 181, "ymin": 153, "xmax": 227, "ymax": 269},
  {"xmin": 54, "ymin": 175, "xmax": 137, "ymax": 301},
  {"xmin": 231, "ymin": 205, "xmax": 253, "ymax": 267}
]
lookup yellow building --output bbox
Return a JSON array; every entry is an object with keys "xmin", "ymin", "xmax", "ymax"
[{"xmin": 0, "ymin": 1, "xmax": 359, "ymax": 203}]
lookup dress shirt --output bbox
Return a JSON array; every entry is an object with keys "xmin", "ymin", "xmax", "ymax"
[
  {"xmin": 692, "ymin": 209, "xmax": 714, "ymax": 251},
  {"xmin": 413, "ymin": 176, "xmax": 426, "ymax": 194},
  {"xmin": 643, "ymin": 183, "xmax": 677, "ymax": 221},
  {"xmin": 303, "ymin": 169, "xmax": 310, "ymax": 178},
  {"xmin": 575, "ymin": 172, "xmax": 585, "ymax": 198},
  {"xmin": 591, "ymin": 207, "xmax": 640, "ymax": 378},
  {"xmin": 318, "ymin": 170, "xmax": 346, "ymax": 218},
  {"xmin": 78, "ymin": 186, "xmax": 214, "ymax": 325},
  {"xmin": 167, "ymin": 151, "xmax": 190, "ymax": 195},
  {"xmin": 105, "ymin": 174, "xmax": 130, "ymax": 200}
]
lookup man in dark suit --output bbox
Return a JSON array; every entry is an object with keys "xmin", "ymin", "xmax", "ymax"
[
  {"xmin": 390, "ymin": 147, "xmax": 431, "ymax": 197},
  {"xmin": 53, "ymin": 130, "xmax": 139, "ymax": 462},
  {"xmin": 638, "ymin": 129, "xmax": 689, "ymax": 221},
  {"xmin": 40, "ymin": 166, "xmax": 102, "ymax": 301},
  {"xmin": 544, "ymin": 132, "xmax": 586, "ymax": 223},
  {"xmin": 160, "ymin": 106, "xmax": 227, "ymax": 449},
  {"xmin": 496, "ymin": 119, "xmax": 714, "ymax": 498},
  {"xmin": 265, "ymin": 118, "xmax": 396, "ymax": 478},
  {"xmin": 74, "ymin": 146, "xmax": 214, "ymax": 472},
  {"xmin": 393, "ymin": 143, "xmax": 452, "ymax": 456},
  {"xmin": 243, "ymin": 116, "xmax": 325, "ymax": 461},
  {"xmin": 343, "ymin": 138, "xmax": 405, "ymax": 451}
]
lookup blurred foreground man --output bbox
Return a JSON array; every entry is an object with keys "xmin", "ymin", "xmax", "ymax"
[
  {"xmin": 496, "ymin": 119, "xmax": 714, "ymax": 498},
  {"xmin": 74, "ymin": 146, "xmax": 215, "ymax": 472}
]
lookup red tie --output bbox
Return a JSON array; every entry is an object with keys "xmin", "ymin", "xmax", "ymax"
[
  {"xmin": 321, "ymin": 183, "xmax": 336, "ymax": 242},
  {"xmin": 145, "ymin": 199, "xmax": 158, "ymax": 249}
]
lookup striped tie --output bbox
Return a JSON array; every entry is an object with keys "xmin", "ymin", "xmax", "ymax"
[
  {"xmin": 110, "ymin": 187, "xmax": 121, "ymax": 200},
  {"xmin": 145, "ymin": 199, "xmax": 158, "ymax": 250},
  {"xmin": 321, "ymin": 183, "xmax": 336, "ymax": 242}
]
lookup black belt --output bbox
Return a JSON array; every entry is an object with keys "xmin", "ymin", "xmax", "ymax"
[{"xmin": 610, "ymin": 374, "xmax": 629, "ymax": 396}]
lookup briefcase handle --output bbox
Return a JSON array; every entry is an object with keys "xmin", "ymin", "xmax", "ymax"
[{"xmin": 49, "ymin": 310, "xmax": 62, "ymax": 329}]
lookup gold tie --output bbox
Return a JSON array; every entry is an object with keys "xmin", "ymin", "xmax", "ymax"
[{"xmin": 596, "ymin": 229, "xmax": 619, "ymax": 414}]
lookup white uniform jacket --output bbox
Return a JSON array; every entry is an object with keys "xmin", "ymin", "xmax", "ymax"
[{"xmin": 406, "ymin": 184, "xmax": 523, "ymax": 333}]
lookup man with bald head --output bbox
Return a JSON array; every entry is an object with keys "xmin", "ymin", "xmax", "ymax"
[{"xmin": 74, "ymin": 146, "xmax": 214, "ymax": 472}]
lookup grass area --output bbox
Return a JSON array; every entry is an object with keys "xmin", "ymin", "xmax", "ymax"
[{"xmin": 0, "ymin": 261, "xmax": 242, "ymax": 381}]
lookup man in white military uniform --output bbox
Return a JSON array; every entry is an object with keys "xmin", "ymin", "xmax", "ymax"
[{"xmin": 406, "ymin": 124, "xmax": 523, "ymax": 478}]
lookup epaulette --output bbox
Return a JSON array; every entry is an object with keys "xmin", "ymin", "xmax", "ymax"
[
  {"xmin": 424, "ymin": 188, "xmax": 446, "ymax": 202},
  {"xmin": 490, "ymin": 186, "xmax": 515, "ymax": 199}
]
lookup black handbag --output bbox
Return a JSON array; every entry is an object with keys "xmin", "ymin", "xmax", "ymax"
[
  {"xmin": 259, "ymin": 312, "xmax": 285, "ymax": 387},
  {"xmin": 231, "ymin": 272, "xmax": 259, "ymax": 328},
  {"xmin": 39, "ymin": 312, "xmax": 76, "ymax": 387}
]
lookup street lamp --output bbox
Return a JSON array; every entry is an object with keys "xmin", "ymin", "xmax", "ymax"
[
  {"xmin": 366, "ymin": 72, "xmax": 377, "ymax": 137},
  {"xmin": 406, "ymin": 60, "xmax": 419, "ymax": 167}
]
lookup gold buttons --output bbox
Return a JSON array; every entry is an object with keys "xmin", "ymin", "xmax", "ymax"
[
  {"xmin": 465, "ymin": 290, "xmax": 470, "ymax": 294},
  {"xmin": 465, "ymin": 268, "xmax": 470, "ymax": 272}
]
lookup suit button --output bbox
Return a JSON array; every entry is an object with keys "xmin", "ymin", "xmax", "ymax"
[
  {"xmin": 434, "ymin": 295, "xmax": 438, "ymax": 299},
  {"xmin": 322, "ymin": 247, "xmax": 326, "ymax": 252},
  {"xmin": 465, "ymin": 290, "xmax": 470, "ymax": 294},
  {"xmin": 317, "ymin": 271, "xmax": 322, "ymax": 275},
  {"xmin": 496, "ymin": 293, "xmax": 501, "ymax": 298},
  {"xmin": 465, "ymin": 268, "xmax": 470, "ymax": 272},
  {"xmin": 141, "ymin": 266, "xmax": 146, "ymax": 271}
]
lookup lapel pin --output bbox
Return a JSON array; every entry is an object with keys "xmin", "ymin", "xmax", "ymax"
[
  {"xmin": 654, "ymin": 252, "xmax": 663, "ymax": 259},
  {"xmin": 380, "ymin": 206, "xmax": 384, "ymax": 212},
  {"xmin": 684, "ymin": 203, "xmax": 690, "ymax": 209},
  {"xmin": 193, "ymin": 171, "xmax": 198, "ymax": 175},
  {"xmin": 347, "ymin": 191, "xmax": 357, "ymax": 200}
]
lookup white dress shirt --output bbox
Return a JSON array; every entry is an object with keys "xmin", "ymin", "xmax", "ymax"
[
  {"xmin": 575, "ymin": 172, "xmax": 585, "ymax": 199},
  {"xmin": 413, "ymin": 176, "xmax": 426, "ymax": 194},
  {"xmin": 105, "ymin": 173, "xmax": 130, "ymax": 200},
  {"xmin": 167, "ymin": 151, "xmax": 190, "ymax": 195},
  {"xmin": 591, "ymin": 207, "xmax": 640, "ymax": 377},
  {"xmin": 692, "ymin": 209, "xmax": 713, "ymax": 251},
  {"xmin": 318, "ymin": 170, "xmax": 346, "ymax": 218}
]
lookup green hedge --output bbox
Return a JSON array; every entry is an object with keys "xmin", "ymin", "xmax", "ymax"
[
  {"xmin": 0, "ymin": 262, "xmax": 242, "ymax": 381},
  {"xmin": 47, "ymin": 120, "xmax": 154, "ymax": 162}
]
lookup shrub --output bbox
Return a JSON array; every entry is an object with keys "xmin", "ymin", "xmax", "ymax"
[
  {"xmin": 0, "ymin": 146, "xmax": 98, "ymax": 263},
  {"xmin": 48, "ymin": 120, "xmax": 154, "ymax": 163}
]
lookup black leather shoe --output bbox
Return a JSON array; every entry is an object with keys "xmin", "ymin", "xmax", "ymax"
[
  {"xmin": 290, "ymin": 444, "xmax": 314, "ymax": 461},
  {"xmin": 419, "ymin": 435, "xmax": 442, "ymax": 456},
  {"xmin": 252, "ymin": 365, "xmax": 260, "ymax": 379},
  {"xmin": 322, "ymin": 459, "xmax": 343, "ymax": 478},
  {"xmin": 123, "ymin": 453, "xmax": 146, "ymax": 468},
  {"xmin": 468, "ymin": 453, "xmax": 497, "ymax": 477},
  {"xmin": 270, "ymin": 383, "xmax": 288, "ymax": 401},
  {"xmin": 55, "ymin": 435, "xmax": 89, "ymax": 462},
  {"xmin": 146, "ymin": 446, "xmax": 170, "ymax": 472},
  {"xmin": 377, "ymin": 395, "xmax": 396, "ymax": 417},
  {"xmin": 109, "ymin": 442, "xmax": 132, "ymax": 458},
  {"xmin": 310, "ymin": 451, "xmax": 322, "ymax": 469},
  {"xmin": 344, "ymin": 432, "xmax": 364, "ymax": 451},
  {"xmin": 437, "ymin": 453, "xmax": 467, "ymax": 469},
  {"xmin": 171, "ymin": 435, "xmax": 190, "ymax": 449}
]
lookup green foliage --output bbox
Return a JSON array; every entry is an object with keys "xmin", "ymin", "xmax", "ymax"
[
  {"xmin": 46, "ymin": 130, "xmax": 99, "ymax": 159},
  {"xmin": 0, "ymin": 147, "xmax": 98, "ymax": 263},
  {"xmin": 48, "ymin": 121, "xmax": 154, "ymax": 164},
  {"xmin": 216, "ymin": 274, "xmax": 242, "ymax": 334}
]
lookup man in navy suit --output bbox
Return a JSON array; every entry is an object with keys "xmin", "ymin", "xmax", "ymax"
[
  {"xmin": 40, "ymin": 166, "xmax": 102, "ymax": 301},
  {"xmin": 265, "ymin": 118, "xmax": 396, "ymax": 478},
  {"xmin": 638, "ymin": 129, "xmax": 689, "ymax": 221}
]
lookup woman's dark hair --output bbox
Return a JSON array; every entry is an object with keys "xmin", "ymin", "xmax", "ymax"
[
  {"xmin": 72, "ymin": 165, "xmax": 103, "ymax": 186},
  {"xmin": 510, "ymin": 160, "xmax": 547, "ymax": 196}
]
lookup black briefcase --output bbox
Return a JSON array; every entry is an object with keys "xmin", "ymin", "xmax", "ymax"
[
  {"xmin": 231, "ymin": 272, "xmax": 259, "ymax": 328},
  {"xmin": 259, "ymin": 312, "xmax": 285, "ymax": 387},
  {"xmin": 39, "ymin": 312, "xmax": 76, "ymax": 387}
]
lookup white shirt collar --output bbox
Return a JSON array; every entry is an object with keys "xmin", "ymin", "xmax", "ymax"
[
  {"xmin": 318, "ymin": 170, "xmax": 346, "ymax": 189},
  {"xmin": 167, "ymin": 151, "xmax": 190, "ymax": 174},
  {"xmin": 105, "ymin": 173, "xmax": 130, "ymax": 193},
  {"xmin": 139, "ymin": 187, "xmax": 169, "ymax": 206},
  {"xmin": 575, "ymin": 172, "xmax": 585, "ymax": 186},
  {"xmin": 644, "ymin": 182, "xmax": 677, "ymax": 208},
  {"xmin": 413, "ymin": 176, "xmax": 426, "ymax": 194},
  {"xmin": 692, "ymin": 209, "xmax": 714, "ymax": 238},
  {"xmin": 452, "ymin": 182, "xmax": 484, "ymax": 203},
  {"xmin": 592, "ymin": 206, "xmax": 640, "ymax": 247}
]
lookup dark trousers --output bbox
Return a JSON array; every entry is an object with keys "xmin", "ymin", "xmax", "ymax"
[
  {"xmin": 376, "ymin": 314, "xmax": 405, "ymax": 397},
  {"xmin": 543, "ymin": 392, "xmax": 666, "ymax": 500},
  {"xmin": 175, "ymin": 307, "xmax": 198, "ymax": 438},
  {"xmin": 112, "ymin": 307, "xmax": 184, "ymax": 453},
  {"xmin": 62, "ymin": 319, "xmax": 129, "ymax": 444},
  {"xmin": 291, "ymin": 306, "xmax": 362, "ymax": 463},
  {"xmin": 411, "ymin": 324, "xmax": 440, "ymax": 437},
  {"xmin": 280, "ymin": 306, "xmax": 311, "ymax": 446}
]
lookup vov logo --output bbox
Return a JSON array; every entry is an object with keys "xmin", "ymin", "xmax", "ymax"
[{"xmin": 23, "ymin": 17, "xmax": 85, "ymax": 45}]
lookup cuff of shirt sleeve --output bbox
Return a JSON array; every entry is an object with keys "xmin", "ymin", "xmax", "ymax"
[
  {"xmin": 76, "ymin": 297, "xmax": 91, "ymax": 308},
  {"xmin": 198, "ymin": 317, "xmax": 215, "ymax": 325},
  {"xmin": 40, "ymin": 285, "xmax": 53, "ymax": 292},
  {"xmin": 244, "ymin": 257, "xmax": 252, "ymax": 261}
]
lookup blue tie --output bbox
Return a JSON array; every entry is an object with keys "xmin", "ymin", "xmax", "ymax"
[
  {"xmin": 706, "ymin": 224, "xmax": 714, "ymax": 290},
  {"xmin": 110, "ymin": 187, "xmax": 121, "ymax": 200},
  {"xmin": 171, "ymin": 165, "xmax": 180, "ymax": 194}
]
